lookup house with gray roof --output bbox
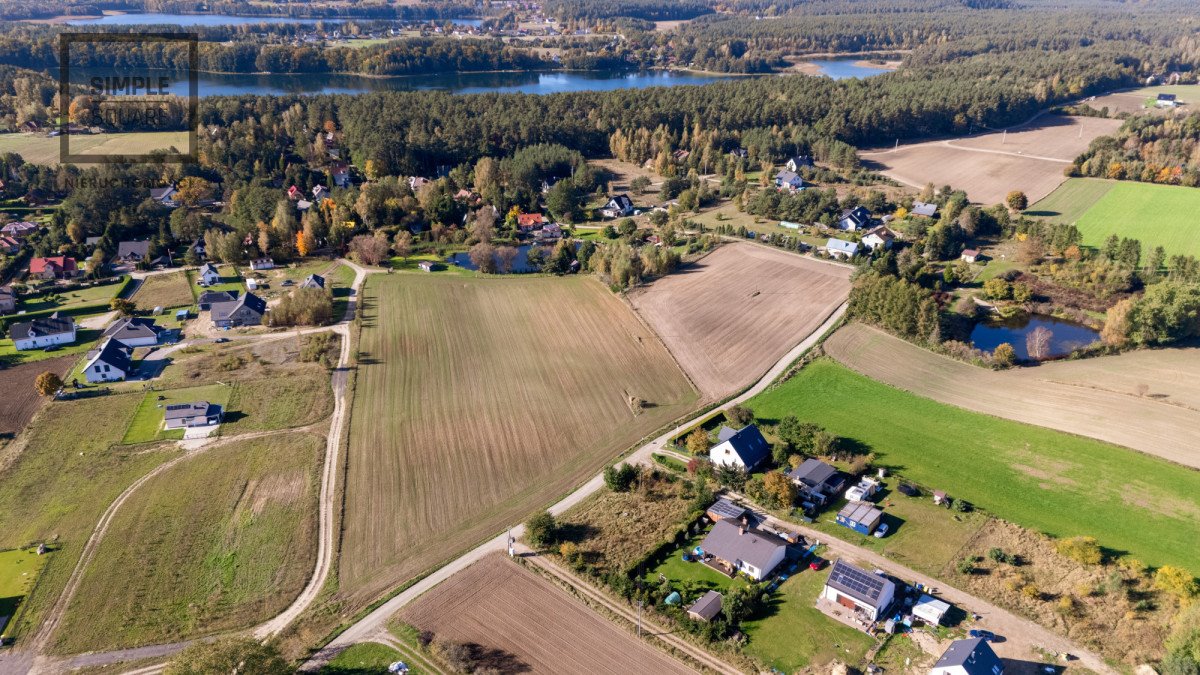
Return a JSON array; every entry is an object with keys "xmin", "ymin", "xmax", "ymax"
[
  {"xmin": 163, "ymin": 401, "xmax": 223, "ymax": 429},
  {"xmin": 102, "ymin": 316, "xmax": 163, "ymax": 348},
  {"xmin": 931, "ymin": 638, "xmax": 1004, "ymax": 675},
  {"xmin": 83, "ymin": 338, "xmax": 134, "ymax": 383},
  {"xmin": 197, "ymin": 263, "xmax": 220, "ymax": 286},
  {"xmin": 116, "ymin": 240, "xmax": 151, "ymax": 266},
  {"xmin": 821, "ymin": 559, "xmax": 895, "ymax": 621},
  {"xmin": 210, "ymin": 291, "xmax": 266, "ymax": 328},
  {"xmin": 788, "ymin": 458, "xmax": 846, "ymax": 505},
  {"xmin": 775, "ymin": 170, "xmax": 806, "ymax": 193},
  {"xmin": 300, "ymin": 274, "xmax": 325, "ymax": 290},
  {"xmin": 198, "ymin": 289, "xmax": 236, "ymax": 310},
  {"xmin": 698, "ymin": 519, "xmax": 787, "ymax": 581},
  {"xmin": 0, "ymin": 286, "xmax": 15, "ymax": 314},
  {"xmin": 911, "ymin": 201, "xmax": 938, "ymax": 218},
  {"xmin": 708, "ymin": 424, "xmax": 770, "ymax": 472},
  {"xmin": 9, "ymin": 312, "xmax": 76, "ymax": 351},
  {"xmin": 686, "ymin": 590, "xmax": 723, "ymax": 622},
  {"xmin": 825, "ymin": 238, "xmax": 860, "ymax": 259}
]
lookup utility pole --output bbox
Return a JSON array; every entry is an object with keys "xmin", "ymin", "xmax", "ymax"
[
  {"xmin": 1002, "ymin": 129, "xmax": 1007, "ymax": 144},
  {"xmin": 637, "ymin": 599, "xmax": 643, "ymax": 638}
]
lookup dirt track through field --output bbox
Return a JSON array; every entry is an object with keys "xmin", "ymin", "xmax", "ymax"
[
  {"xmin": 400, "ymin": 554, "xmax": 696, "ymax": 675},
  {"xmin": 628, "ymin": 243, "xmax": 850, "ymax": 400},
  {"xmin": 825, "ymin": 324, "xmax": 1200, "ymax": 469}
]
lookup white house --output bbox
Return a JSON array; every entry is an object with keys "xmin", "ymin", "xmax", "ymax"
[
  {"xmin": 249, "ymin": 258, "xmax": 275, "ymax": 271},
  {"xmin": 708, "ymin": 424, "xmax": 771, "ymax": 472},
  {"xmin": 785, "ymin": 155, "xmax": 813, "ymax": 172},
  {"xmin": 821, "ymin": 559, "xmax": 896, "ymax": 621},
  {"xmin": 102, "ymin": 317, "xmax": 162, "ymax": 348},
  {"xmin": 825, "ymin": 238, "xmax": 860, "ymax": 259},
  {"xmin": 601, "ymin": 194, "xmax": 634, "ymax": 219},
  {"xmin": 163, "ymin": 401, "xmax": 223, "ymax": 429},
  {"xmin": 197, "ymin": 263, "xmax": 220, "ymax": 286},
  {"xmin": 83, "ymin": 338, "xmax": 134, "ymax": 383},
  {"xmin": 9, "ymin": 313, "xmax": 76, "ymax": 351},
  {"xmin": 839, "ymin": 206, "xmax": 872, "ymax": 231},
  {"xmin": 1156, "ymin": 93, "xmax": 1179, "ymax": 108},
  {"xmin": 862, "ymin": 225, "xmax": 896, "ymax": 252},
  {"xmin": 698, "ymin": 519, "xmax": 787, "ymax": 581},
  {"xmin": 961, "ymin": 249, "xmax": 982, "ymax": 264},
  {"xmin": 931, "ymin": 638, "xmax": 1004, "ymax": 675}
]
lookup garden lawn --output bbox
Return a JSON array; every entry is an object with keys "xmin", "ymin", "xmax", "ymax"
[
  {"xmin": 0, "ymin": 326, "xmax": 103, "ymax": 367},
  {"xmin": 741, "ymin": 568, "xmax": 876, "ymax": 672},
  {"xmin": 186, "ymin": 265, "xmax": 244, "ymax": 295},
  {"xmin": 749, "ymin": 359, "xmax": 1200, "ymax": 575},
  {"xmin": 0, "ymin": 547, "xmax": 49, "ymax": 626},
  {"xmin": 122, "ymin": 383, "xmax": 232, "ymax": 444},
  {"xmin": 320, "ymin": 642, "xmax": 406, "ymax": 675},
  {"xmin": 643, "ymin": 533, "xmax": 749, "ymax": 593},
  {"xmin": 53, "ymin": 432, "xmax": 322, "ymax": 653},
  {"xmin": 16, "ymin": 280, "xmax": 127, "ymax": 315}
]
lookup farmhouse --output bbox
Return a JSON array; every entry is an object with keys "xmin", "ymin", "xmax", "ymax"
[
  {"xmin": 197, "ymin": 263, "xmax": 221, "ymax": 286},
  {"xmin": 706, "ymin": 497, "xmax": 748, "ymax": 522},
  {"xmin": 788, "ymin": 458, "xmax": 845, "ymax": 506},
  {"xmin": 9, "ymin": 312, "xmax": 76, "ymax": 350},
  {"xmin": 102, "ymin": 316, "xmax": 163, "ymax": 348},
  {"xmin": 786, "ymin": 155, "xmax": 814, "ymax": 172},
  {"xmin": 162, "ymin": 401, "xmax": 223, "ymax": 429},
  {"xmin": 83, "ymin": 338, "xmax": 134, "ymax": 383},
  {"xmin": 960, "ymin": 249, "xmax": 982, "ymax": 263},
  {"xmin": 839, "ymin": 206, "xmax": 873, "ymax": 231},
  {"xmin": 931, "ymin": 638, "xmax": 1004, "ymax": 675},
  {"xmin": 911, "ymin": 201, "xmax": 938, "ymax": 218},
  {"xmin": 775, "ymin": 170, "xmax": 806, "ymax": 192},
  {"xmin": 198, "ymin": 289, "xmax": 236, "ymax": 310},
  {"xmin": 115, "ymin": 240, "xmax": 151, "ymax": 266},
  {"xmin": 698, "ymin": 519, "xmax": 787, "ymax": 581},
  {"xmin": 1156, "ymin": 93, "xmax": 1179, "ymax": 108},
  {"xmin": 912, "ymin": 594, "xmax": 951, "ymax": 626},
  {"xmin": 821, "ymin": 559, "xmax": 896, "ymax": 621},
  {"xmin": 686, "ymin": 590, "xmax": 723, "ymax": 622},
  {"xmin": 210, "ymin": 291, "xmax": 267, "ymax": 328},
  {"xmin": 1, "ymin": 221, "xmax": 37, "ymax": 238},
  {"xmin": 516, "ymin": 213, "xmax": 548, "ymax": 230},
  {"xmin": 861, "ymin": 225, "xmax": 896, "ymax": 252},
  {"xmin": 836, "ymin": 501, "xmax": 884, "ymax": 535},
  {"xmin": 249, "ymin": 258, "xmax": 275, "ymax": 271},
  {"xmin": 0, "ymin": 286, "xmax": 15, "ymax": 314},
  {"xmin": 28, "ymin": 256, "xmax": 79, "ymax": 281},
  {"xmin": 601, "ymin": 194, "xmax": 635, "ymax": 219},
  {"xmin": 300, "ymin": 274, "xmax": 325, "ymax": 289},
  {"xmin": 825, "ymin": 238, "xmax": 860, "ymax": 259},
  {"xmin": 708, "ymin": 424, "xmax": 771, "ymax": 472}
]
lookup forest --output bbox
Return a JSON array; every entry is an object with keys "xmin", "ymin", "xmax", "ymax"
[{"xmin": 1070, "ymin": 113, "xmax": 1200, "ymax": 186}]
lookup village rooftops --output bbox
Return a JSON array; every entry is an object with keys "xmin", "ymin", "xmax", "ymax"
[
  {"xmin": 826, "ymin": 559, "xmax": 892, "ymax": 606},
  {"xmin": 210, "ymin": 291, "xmax": 267, "ymax": 323},
  {"xmin": 102, "ymin": 316, "xmax": 162, "ymax": 343},
  {"xmin": 699, "ymin": 519, "xmax": 786, "ymax": 574}
]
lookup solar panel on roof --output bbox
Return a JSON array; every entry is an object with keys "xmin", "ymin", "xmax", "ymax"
[{"xmin": 830, "ymin": 560, "xmax": 886, "ymax": 600}]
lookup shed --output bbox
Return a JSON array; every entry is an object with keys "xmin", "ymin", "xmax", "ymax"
[
  {"xmin": 960, "ymin": 249, "xmax": 982, "ymax": 263},
  {"xmin": 418, "ymin": 260, "xmax": 435, "ymax": 272},
  {"xmin": 687, "ymin": 590, "xmax": 723, "ymax": 622},
  {"xmin": 706, "ymin": 497, "xmax": 748, "ymax": 522},
  {"xmin": 913, "ymin": 594, "xmax": 951, "ymax": 625},
  {"xmin": 175, "ymin": 309, "xmax": 189, "ymax": 321},
  {"xmin": 836, "ymin": 501, "xmax": 883, "ymax": 535}
]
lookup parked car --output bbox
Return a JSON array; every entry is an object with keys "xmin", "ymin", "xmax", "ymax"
[
  {"xmin": 969, "ymin": 629, "xmax": 997, "ymax": 641},
  {"xmin": 43, "ymin": 345, "xmax": 61, "ymax": 352},
  {"xmin": 873, "ymin": 523, "xmax": 890, "ymax": 538},
  {"xmin": 809, "ymin": 558, "xmax": 827, "ymax": 571}
]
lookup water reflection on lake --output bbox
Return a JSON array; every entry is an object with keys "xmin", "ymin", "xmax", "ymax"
[{"xmin": 970, "ymin": 313, "xmax": 1100, "ymax": 360}]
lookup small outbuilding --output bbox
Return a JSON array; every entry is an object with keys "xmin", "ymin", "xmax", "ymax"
[
  {"xmin": 686, "ymin": 590, "xmax": 723, "ymax": 622},
  {"xmin": 836, "ymin": 501, "xmax": 883, "ymax": 535},
  {"xmin": 418, "ymin": 260, "xmax": 436, "ymax": 272},
  {"xmin": 912, "ymin": 594, "xmax": 952, "ymax": 626},
  {"xmin": 706, "ymin": 497, "xmax": 748, "ymax": 522},
  {"xmin": 960, "ymin": 249, "xmax": 982, "ymax": 264}
]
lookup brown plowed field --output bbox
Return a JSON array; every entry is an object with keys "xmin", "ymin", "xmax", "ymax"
[
  {"xmin": 0, "ymin": 355, "xmax": 75, "ymax": 441},
  {"xmin": 860, "ymin": 115, "xmax": 1121, "ymax": 205},
  {"xmin": 399, "ymin": 554, "xmax": 694, "ymax": 675},
  {"xmin": 628, "ymin": 243, "xmax": 850, "ymax": 400},
  {"xmin": 825, "ymin": 323, "xmax": 1200, "ymax": 469},
  {"xmin": 341, "ymin": 275, "xmax": 698, "ymax": 605}
]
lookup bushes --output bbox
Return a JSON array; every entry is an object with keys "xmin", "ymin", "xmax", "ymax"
[
  {"xmin": 603, "ymin": 463, "xmax": 641, "ymax": 492},
  {"xmin": 1056, "ymin": 536, "xmax": 1103, "ymax": 565},
  {"xmin": 271, "ymin": 287, "xmax": 333, "ymax": 326},
  {"xmin": 525, "ymin": 511, "xmax": 557, "ymax": 547}
]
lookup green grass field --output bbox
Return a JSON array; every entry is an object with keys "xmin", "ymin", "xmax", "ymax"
[
  {"xmin": 53, "ymin": 432, "xmax": 322, "ymax": 653},
  {"xmin": 748, "ymin": 359, "xmax": 1200, "ymax": 575},
  {"xmin": 0, "ymin": 394, "xmax": 179, "ymax": 640},
  {"xmin": 1029, "ymin": 178, "xmax": 1200, "ymax": 257},
  {"xmin": 321, "ymin": 642, "xmax": 406, "ymax": 675},
  {"xmin": 0, "ymin": 547, "xmax": 49, "ymax": 632},
  {"xmin": 122, "ymin": 384, "xmax": 232, "ymax": 444},
  {"xmin": 0, "ymin": 131, "xmax": 190, "ymax": 166}
]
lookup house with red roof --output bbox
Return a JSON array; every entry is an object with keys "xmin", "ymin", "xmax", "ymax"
[
  {"xmin": 516, "ymin": 213, "xmax": 548, "ymax": 230},
  {"xmin": 28, "ymin": 256, "xmax": 79, "ymax": 280}
]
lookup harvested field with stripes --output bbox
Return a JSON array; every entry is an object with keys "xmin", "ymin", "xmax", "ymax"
[
  {"xmin": 340, "ymin": 275, "xmax": 698, "ymax": 605},
  {"xmin": 399, "ymin": 554, "xmax": 694, "ymax": 675},
  {"xmin": 628, "ymin": 243, "xmax": 850, "ymax": 400},
  {"xmin": 824, "ymin": 323, "xmax": 1200, "ymax": 469}
]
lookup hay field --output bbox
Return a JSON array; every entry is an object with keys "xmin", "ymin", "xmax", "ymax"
[
  {"xmin": 340, "ymin": 275, "xmax": 698, "ymax": 604},
  {"xmin": 399, "ymin": 554, "xmax": 694, "ymax": 675},
  {"xmin": 54, "ymin": 432, "xmax": 322, "ymax": 653},
  {"xmin": 131, "ymin": 271, "xmax": 195, "ymax": 309},
  {"xmin": 861, "ymin": 115, "xmax": 1119, "ymax": 204},
  {"xmin": 0, "ymin": 131, "xmax": 190, "ymax": 166},
  {"xmin": 824, "ymin": 323, "xmax": 1200, "ymax": 469},
  {"xmin": 1041, "ymin": 179, "xmax": 1200, "ymax": 258},
  {"xmin": 627, "ymin": 243, "xmax": 850, "ymax": 400}
]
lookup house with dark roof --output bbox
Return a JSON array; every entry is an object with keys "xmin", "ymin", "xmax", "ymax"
[
  {"xmin": 838, "ymin": 206, "xmax": 873, "ymax": 231},
  {"xmin": 931, "ymin": 638, "xmax": 1004, "ymax": 675},
  {"xmin": 198, "ymin": 289, "xmax": 237, "ymax": 310},
  {"xmin": 83, "ymin": 338, "xmax": 134, "ymax": 383},
  {"xmin": 786, "ymin": 155, "xmax": 814, "ymax": 172},
  {"xmin": 788, "ymin": 459, "xmax": 846, "ymax": 505},
  {"xmin": 837, "ymin": 501, "xmax": 884, "ymax": 535},
  {"xmin": 601, "ymin": 194, "xmax": 635, "ymax": 219},
  {"xmin": 103, "ymin": 317, "xmax": 163, "ymax": 348},
  {"xmin": 821, "ymin": 559, "xmax": 896, "ymax": 621},
  {"xmin": 698, "ymin": 519, "xmax": 788, "ymax": 581},
  {"xmin": 10, "ymin": 312, "xmax": 76, "ymax": 350},
  {"xmin": 116, "ymin": 240, "xmax": 151, "ymax": 266},
  {"xmin": 210, "ymin": 291, "xmax": 266, "ymax": 328},
  {"xmin": 0, "ymin": 235, "xmax": 20, "ymax": 255},
  {"xmin": 0, "ymin": 286, "xmax": 15, "ymax": 314},
  {"xmin": 708, "ymin": 424, "xmax": 770, "ymax": 472},
  {"xmin": 775, "ymin": 170, "xmax": 806, "ymax": 193},
  {"xmin": 149, "ymin": 186, "xmax": 177, "ymax": 207},
  {"xmin": 686, "ymin": 590, "xmax": 723, "ymax": 622},
  {"xmin": 163, "ymin": 401, "xmax": 223, "ymax": 429},
  {"xmin": 300, "ymin": 274, "xmax": 325, "ymax": 290}
]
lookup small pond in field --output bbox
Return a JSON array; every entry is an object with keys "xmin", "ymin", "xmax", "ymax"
[
  {"xmin": 970, "ymin": 313, "xmax": 1100, "ymax": 360},
  {"xmin": 447, "ymin": 243, "xmax": 548, "ymax": 273}
]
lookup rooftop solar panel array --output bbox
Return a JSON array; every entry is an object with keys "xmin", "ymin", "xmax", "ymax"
[{"xmin": 828, "ymin": 559, "xmax": 886, "ymax": 601}]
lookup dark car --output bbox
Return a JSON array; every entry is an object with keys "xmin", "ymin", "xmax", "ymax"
[{"xmin": 43, "ymin": 344, "xmax": 61, "ymax": 352}]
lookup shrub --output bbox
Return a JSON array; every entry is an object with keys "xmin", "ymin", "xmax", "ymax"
[
  {"xmin": 525, "ymin": 511, "xmax": 557, "ymax": 547},
  {"xmin": 1056, "ymin": 536, "xmax": 1103, "ymax": 565},
  {"xmin": 956, "ymin": 558, "xmax": 975, "ymax": 575},
  {"xmin": 1021, "ymin": 583, "xmax": 1041, "ymax": 600},
  {"xmin": 988, "ymin": 547, "xmax": 1013, "ymax": 565},
  {"xmin": 1056, "ymin": 596, "xmax": 1078, "ymax": 616},
  {"xmin": 271, "ymin": 287, "xmax": 333, "ymax": 326},
  {"xmin": 685, "ymin": 428, "xmax": 709, "ymax": 455},
  {"xmin": 951, "ymin": 498, "xmax": 972, "ymax": 512},
  {"xmin": 432, "ymin": 640, "xmax": 474, "ymax": 673},
  {"xmin": 603, "ymin": 463, "xmax": 640, "ymax": 492},
  {"xmin": 1154, "ymin": 566, "xmax": 1200, "ymax": 601},
  {"xmin": 726, "ymin": 405, "xmax": 754, "ymax": 426}
]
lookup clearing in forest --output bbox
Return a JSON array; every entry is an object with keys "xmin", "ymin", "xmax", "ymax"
[
  {"xmin": 399, "ymin": 554, "xmax": 694, "ymax": 675},
  {"xmin": 628, "ymin": 242, "xmax": 850, "ymax": 400},
  {"xmin": 340, "ymin": 274, "xmax": 698, "ymax": 605}
]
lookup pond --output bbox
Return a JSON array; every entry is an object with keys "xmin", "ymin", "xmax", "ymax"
[
  {"xmin": 970, "ymin": 313, "xmax": 1100, "ymax": 361},
  {"xmin": 64, "ymin": 67, "xmax": 744, "ymax": 97},
  {"xmin": 805, "ymin": 58, "xmax": 891, "ymax": 80},
  {"xmin": 64, "ymin": 12, "xmax": 333, "ymax": 26},
  {"xmin": 448, "ymin": 243, "xmax": 576, "ymax": 273}
]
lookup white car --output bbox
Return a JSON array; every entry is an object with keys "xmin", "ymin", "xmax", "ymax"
[{"xmin": 873, "ymin": 523, "xmax": 890, "ymax": 538}]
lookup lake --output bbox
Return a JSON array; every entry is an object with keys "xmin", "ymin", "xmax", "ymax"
[
  {"xmin": 65, "ymin": 68, "xmax": 742, "ymax": 97},
  {"xmin": 448, "ymin": 243, "xmax": 577, "ymax": 273},
  {"xmin": 970, "ymin": 314, "xmax": 1100, "ymax": 361},
  {"xmin": 65, "ymin": 12, "xmax": 332, "ymax": 26},
  {"xmin": 806, "ymin": 58, "xmax": 891, "ymax": 80}
]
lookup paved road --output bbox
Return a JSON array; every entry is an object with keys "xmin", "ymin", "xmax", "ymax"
[{"xmin": 301, "ymin": 301, "xmax": 850, "ymax": 670}]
